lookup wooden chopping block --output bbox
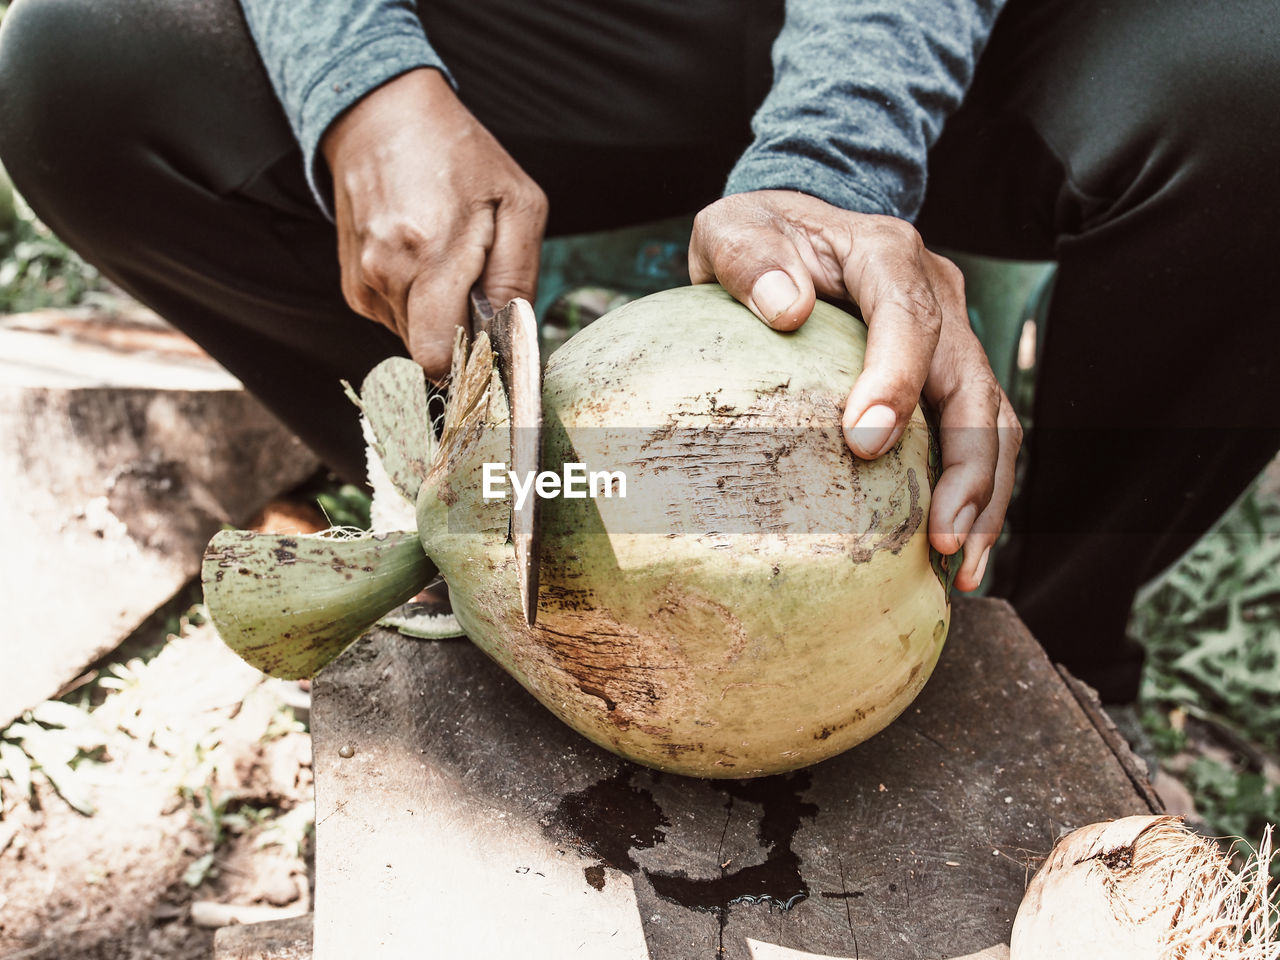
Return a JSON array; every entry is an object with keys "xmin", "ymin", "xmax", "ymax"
[{"xmin": 309, "ymin": 597, "xmax": 1160, "ymax": 960}]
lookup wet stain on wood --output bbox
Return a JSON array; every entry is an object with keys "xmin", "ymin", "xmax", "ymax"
[{"xmin": 549, "ymin": 767, "xmax": 818, "ymax": 925}]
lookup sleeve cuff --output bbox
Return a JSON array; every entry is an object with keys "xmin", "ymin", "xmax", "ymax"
[
  {"xmin": 723, "ymin": 152, "xmax": 901, "ymax": 220},
  {"xmin": 296, "ymin": 31, "xmax": 453, "ymax": 218}
]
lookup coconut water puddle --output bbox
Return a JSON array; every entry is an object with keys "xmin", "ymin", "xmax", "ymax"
[
  {"xmin": 548, "ymin": 766, "xmax": 819, "ymax": 938},
  {"xmin": 551, "ymin": 766, "xmax": 670, "ymax": 880}
]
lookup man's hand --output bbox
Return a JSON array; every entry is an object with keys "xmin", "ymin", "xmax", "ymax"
[
  {"xmin": 689, "ymin": 190, "xmax": 1021, "ymax": 591},
  {"xmin": 322, "ymin": 68, "xmax": 547, "ymax": 379}
]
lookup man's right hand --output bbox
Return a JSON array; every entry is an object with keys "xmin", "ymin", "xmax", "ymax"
[{"xmin": 322, "ymin": 68, "xmax": 547, "ymax": 379}]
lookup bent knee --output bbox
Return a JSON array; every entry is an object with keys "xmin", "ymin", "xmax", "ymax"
[
  {"xmin": 0, "ymin": 0, "xmax": 148, "ymax": 189},
  {"xmin": 0, "ymin": 0, "xmax": 286, "ymax": 238},
  {"xmin": 1100, "ymin": 4, "xmax": 1279, "ymax": 182}
]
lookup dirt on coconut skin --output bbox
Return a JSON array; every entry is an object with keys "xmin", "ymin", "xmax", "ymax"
[{"xmin": 0, "ymin": 625, "xmax": 314, "ymax": 960}]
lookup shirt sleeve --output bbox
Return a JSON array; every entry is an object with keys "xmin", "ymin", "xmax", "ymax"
[
  {"xmin": 236, "ymin": 0, "xmax": 452, "ymax": 217},
  {"xmin": 724, "ymin": 0, "xmax": 1007, "ymax": 221}
]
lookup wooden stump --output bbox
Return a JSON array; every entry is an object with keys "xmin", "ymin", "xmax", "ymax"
[
  {"xmin": 309, "ymin": 597, "xmax": 1159, "ymax": 960},
  {"xmin": 0, "ymin": 307, "xmax": 318, "ymax": 723}
]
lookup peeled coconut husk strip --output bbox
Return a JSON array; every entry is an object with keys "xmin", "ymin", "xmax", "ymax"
[{"xmin": 1011, "ymin": 816, "xmax": 1278, "ymax": 960}]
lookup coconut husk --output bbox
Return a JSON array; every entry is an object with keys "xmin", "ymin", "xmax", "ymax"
[{"xmin": 1011, "ymin": 816, "xmax": 1277, "ymax": 960}]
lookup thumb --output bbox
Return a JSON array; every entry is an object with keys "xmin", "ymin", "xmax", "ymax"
[{"xmin": 689, "ymin": 211, "xmax": 815, "ymax": 332}]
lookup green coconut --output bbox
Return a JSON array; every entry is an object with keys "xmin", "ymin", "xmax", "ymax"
[{"xmin": 204, "ymin": 284, "xmax": 955, "ymax": 778}]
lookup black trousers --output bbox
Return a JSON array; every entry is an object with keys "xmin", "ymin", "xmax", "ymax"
[{"xmin": 2, "ymin": 0, "xmax": 1277, "ymax": 701}]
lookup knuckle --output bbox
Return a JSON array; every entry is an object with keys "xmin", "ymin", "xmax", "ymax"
[
  {"xmin": 970, "ymin": 470, "xmax": 996, "ymax": 510},
  {"xmin": 513, "ymin": 182, "xmax": 549, "ymax": 220},
  {"xmin": 529, "ymin": 182, "xmax": 549, "ymax": 214},
  {"xmin": 944, "ymin": 371, "xmax": 1002, "ymax": 424},
  {"xmin": 869, "ymin": 215, "xmax": 924, "ymax": 252},
  {"xmin": 931, "ymin": 259, "xmax": 962, "ymax": 308},
  {"xmin": 693, "ymin": 197, "xmax": 754, "ymax": 249},
  {"xmin": 355, "ymin": 247, "xmax": 380, "ymax": 279},
  {"xmin": 1009, "ymin": 420, "xmax": 1025, "ymax": 451},
  {"xmin": 889, "ymin": 281, "xmax": 944, "ymax": 334},
  {"xmin": 395, "ymin": 223, "xmax": 432, "ymax": 257},
  {"xmin": 342, "ymin": 278, "xmax": 377, "ymax": 320},
  {"xmin": 932, "ymin": 254, "xmax": 966, "ymax": 296},
  {"xmin": 372, "ymin": 218, "xmax": 439, "ymax": 262},
  {"xmin": 879, "ymin": 369, "xmax": 926, "ymax": 409},
  {"xmin": 716, "ymin": 232, "xmax": 766, "ymax": 273},
  {"xmin": 357, "ymin": 247, "xmax": 395, "ymax": 291},
  {"xmin": 981, "ymin": 377, "xmax": 1004, "ymax": 418},
  {"xmin": 999, "ymin": 403, "xmax": 1025, "ymax": 449},
  {"xmin": 692, "ymin": 200, "xmax": 725, "ymax": 230},
  {"xmin": 690, "ymin": 209, "xmax": 712, "ymax": 253}
]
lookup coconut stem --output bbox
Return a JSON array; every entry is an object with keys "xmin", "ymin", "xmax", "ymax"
[{"xmin": 202, "ymin": 528, "xmax": 436, "ymax": 679}]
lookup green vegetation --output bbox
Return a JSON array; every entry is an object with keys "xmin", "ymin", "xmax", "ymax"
[
  {"xmin": 0, "ymin": 698, "xmax": 106, "ymax": 816},
  {"xmin": 0, "ymin": 161, "xmax": 109, "ymax": 314},
  {"xmin": 314, "ymin": 482, "xmax": 374, "ymax": 530},
  {"xmin": 1134, "ymin": 487, "xmax": 1280, "ymax": 748},
  {"xmin": 1131, "ymin": 481, "xmax": 1280, "ymax": 873}
]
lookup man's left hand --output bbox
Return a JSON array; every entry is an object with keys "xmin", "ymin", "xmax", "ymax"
[{"xmin": 688, "ymin": 189, "xmax": 1022, "ymax": 592}]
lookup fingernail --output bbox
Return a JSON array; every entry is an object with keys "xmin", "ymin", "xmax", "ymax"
[
  {"xmin": 846, "ymin": 404, "xmax": 898, "ymax": 457},
  {"xmin": 750, "ymin": 270, "xmax": 799, "ymax": 324},
  {"xmin": 953, "ymin": 503, "xmax": 976, "ymax": 549},
  {"xmin": 973, "ymin": 546, "xmax": 991, "ymax": 585}
]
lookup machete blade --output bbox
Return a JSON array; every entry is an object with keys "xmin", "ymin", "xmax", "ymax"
[{"xmin": 469, "ymin": 285, "xmax": 543, "ymax": 625}]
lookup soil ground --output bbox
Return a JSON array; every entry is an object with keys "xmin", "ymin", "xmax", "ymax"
[{"xmin": 0, "ymin": 623, "xmax": 314, "ymax": 960}]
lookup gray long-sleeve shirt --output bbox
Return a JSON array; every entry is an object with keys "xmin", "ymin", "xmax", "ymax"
[{"xmin": 237, "ymin": 0, "xmax": 1005, "ymax": 222}]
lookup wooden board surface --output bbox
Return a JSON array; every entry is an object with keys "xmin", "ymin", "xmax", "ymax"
[{"xmin": 312, "ymin": 597, "xmax": 1157, "ymax": 960}]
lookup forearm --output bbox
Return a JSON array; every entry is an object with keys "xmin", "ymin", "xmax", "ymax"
[
  {"xmin": 725, "ymin": 0, "xmax": 1007, "ymax": 220},
  {"xmin": 236, "ymin": 0, "xmax": 450, "ymax": 214}
]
